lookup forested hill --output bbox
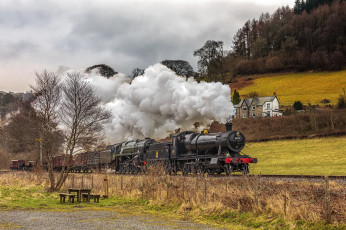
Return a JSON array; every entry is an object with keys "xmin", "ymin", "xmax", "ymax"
[{"xmin": 223, "ymin": 0, "xmax": 345, "ymax": 76}]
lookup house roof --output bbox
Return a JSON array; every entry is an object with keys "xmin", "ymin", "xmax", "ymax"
[
  {"xmin": 249, "ymin": 96, "xmax": 276, "ymax": 106},
  {"xmin": 234, "ymin": 96, "xmax": 277, "ymax": 107},
  {"xmin": 234, "ymin": 99, "xmax": 251, "ymax": 108}
]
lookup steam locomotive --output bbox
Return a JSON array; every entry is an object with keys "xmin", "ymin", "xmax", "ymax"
[
  {"xmin": 114, "ymin": 123, "xmax": 257, "ymax": 175},
  {"xmin": 12, "ymin": 123, "xmax": 257, "ymax": 175}
]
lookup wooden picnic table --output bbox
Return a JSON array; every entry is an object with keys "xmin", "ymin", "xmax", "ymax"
[{"xmin": 68, "ymin": 188, "xmax": 91, "ymax": 203}]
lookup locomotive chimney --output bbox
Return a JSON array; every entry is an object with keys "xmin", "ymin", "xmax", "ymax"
[{"xmin": 225, "ymin": 122, "xmax": 232, "ymax": 131}]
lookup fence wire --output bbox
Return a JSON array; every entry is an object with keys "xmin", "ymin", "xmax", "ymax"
[{"xmin": 61, "ymin": 173, "xmax": 345, "ymax": 224}]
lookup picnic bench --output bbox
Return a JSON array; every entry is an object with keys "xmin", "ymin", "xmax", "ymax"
[
  {"xmin": 59, "ymin": 193, "xmax": 76, "ymax": 203},
  {"xmin": 67, "ymin": 188, "xmax": 91, "ymax": 203},
  {"xmin": 59, "ymin": 188, "xmax": 101, "ymax": 203},
  {"xmin": 82, "ymin": 193, "xmax": 101, "ymax": 203}
]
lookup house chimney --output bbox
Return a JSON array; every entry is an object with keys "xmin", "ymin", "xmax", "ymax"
[{"xmin": 225, "ymin": 122, "xmax": 232, "ymax": 131}]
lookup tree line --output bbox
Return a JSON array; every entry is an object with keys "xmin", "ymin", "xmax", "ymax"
[{"xmin": 224, "ymin": 0, "xmax": 345, "ymax": 76}]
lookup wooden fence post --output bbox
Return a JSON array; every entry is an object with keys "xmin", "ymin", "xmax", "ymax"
[
  {"xmin": 104, "ymin": 177, "xmax": 109, "ymax": 198},
  {"xmin": 142, "ymin": 175, "xmax": 144, "ymax": 198},
  {"xmin": 166, "ymin": 175, "xmax": 169, "ymax": 202},
  {"xmin": 81, "ymin": 175, "xmax": 84, "ymax": 188},
  {"xmin": 283, "ymin": 192, "xmax": 287, "ymax": 217},
  {"xmin": 254, "ymin": 175, "xmax": 259, "ymax": 210},
  {"xmin": 204, "ymin": 175, "xmax": 208, "ymax": 205},
  {"xmin": 121, "ymin": 176, "xmax": 124, "ymax": 195},
  {"xmin": 325, "ymin": 176, "xmax": 331, "ymax": 224},
  {"xmin": 182, "ymin": 176, "xmax": 185, "ymax": 200},
  {"xmin": 91, "ymin": 175, "xmax": 94, "ymax": 189},
  {"xmin": 129, "ymin": 177, "xmax": 132, "ymax": 195}
]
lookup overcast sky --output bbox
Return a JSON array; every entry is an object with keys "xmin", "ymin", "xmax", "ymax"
[{"xmin": 0, "ymin": 0, "xmax": 293, "ymax": 92}]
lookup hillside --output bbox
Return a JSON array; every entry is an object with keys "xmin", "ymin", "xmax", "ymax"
[
  {"xmin": 243, "ymin": 136, "xmax": 346, "ymax": 175},
  {"xmin": 230, "ymin": 70, "xmax": 346, "ymax": 106}
]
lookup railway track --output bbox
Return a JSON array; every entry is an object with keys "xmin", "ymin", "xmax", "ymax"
[
  {"xmin": 206, "ymin": 174, "xmax": 346, "ymax": 181},
  {"xmin": 2, "ymin": 170, "xmax": 345, "ymax": 181}
]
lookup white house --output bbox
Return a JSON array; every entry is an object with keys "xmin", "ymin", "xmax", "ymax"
[{"xmin": 234, "ymin": 95, "xmax": 282, "ymax": 118}]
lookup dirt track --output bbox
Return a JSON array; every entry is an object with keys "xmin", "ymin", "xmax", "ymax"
[{"xmin": 0, "ymin": 210, "xmax": 225, "ymax": 230}]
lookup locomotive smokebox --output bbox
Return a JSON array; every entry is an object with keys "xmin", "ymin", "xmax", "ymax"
[{"xmin": 225, "ymin": 122, "xmax": 232, "ymax": 131}]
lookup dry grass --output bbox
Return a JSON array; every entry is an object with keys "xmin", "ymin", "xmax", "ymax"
[
  {"xmin": 1, "ymin": 170, "xmax": 345, "ymax": 228},
  {"xmin": 59, "ymin": 172, "xmax": 345, "ymax": 225}
]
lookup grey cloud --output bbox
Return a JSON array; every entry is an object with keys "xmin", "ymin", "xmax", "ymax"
[{"xmin": 0, "ymin": 0, "xmax": 293, "ymax": 91}]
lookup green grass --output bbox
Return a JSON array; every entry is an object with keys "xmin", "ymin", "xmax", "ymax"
[
  {"xmin": 0, "ymin": 184, "xmax": 344, "ymax": 230},
  {"xmin": 237, "ymin": 70, "xmax": 346, "ymax": 105},
  {"xmin": 244, "ymin": 136, "xmax": 346, "ymax": 175}
]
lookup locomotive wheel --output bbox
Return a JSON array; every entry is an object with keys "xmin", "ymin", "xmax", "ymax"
[
  {"xmin": 224, "ymin": 165, "xmax": 230, "ymax": 176},
  {"xmin": 164, "ymin": 162, "xmax": 173, "ymax": 175},
  {"xmin": 197, "ymin": 165, "xmax": 205, "ymax": 174},
  {"xmin": 172, "ymin": 163, "xmax": 177, "ymax": 175},
  {"xmin": 207, "ymin": 168, "xmax": 215, "ymax": 175},
  {"xmin": 242, "ymin": 164, "xmax": 249, "ymax": 175},
  {"xmin": 119, "ymin": 165, "xmax": 124, "ymax": 174},
  {"xmin": 182, "ymin": 163, "xmax": 188, "ymax": 175},
  {"xmin": 191, "ymin": 164, "xmax": 198, "ymax": 174}
]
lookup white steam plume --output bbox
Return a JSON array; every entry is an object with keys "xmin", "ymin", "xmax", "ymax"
[{"xmin": 74, "ymin": 63, "xmax": 234, "ymax": 143}]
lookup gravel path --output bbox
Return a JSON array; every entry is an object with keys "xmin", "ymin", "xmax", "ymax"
[{"xmin": 0, "ymin": 210, "xmax": 225, "ymax": 230}]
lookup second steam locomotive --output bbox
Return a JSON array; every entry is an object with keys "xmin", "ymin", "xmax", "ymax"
[{"xmin": 13, "ymin": 123, "xmax": 257, "ymax": 175}]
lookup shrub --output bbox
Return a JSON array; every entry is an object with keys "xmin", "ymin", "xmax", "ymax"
[
  {"xmin": 337, "ymin": 95, "xmax": 345, "ymax": 109},
  {"xmin": 232, "ymin": 90, "xmax": 241, "ymax": 104},
  {"xmin": 320, "ymin": 99, "xmax": 330, "ymax": 104},
  {"xmin": 246, "ymin": 91, "xmax": 259, "ymax": 98},
  {"xmin": 293, "ymin": 101, "xmax": 303, "ymax": 110}
]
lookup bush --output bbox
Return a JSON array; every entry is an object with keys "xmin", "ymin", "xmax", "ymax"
[
  {"xmin": 246, "ymin": 91, "xmax": 259, "ymax": 98},
  {"xmin": 293, "ymin": 101, "xmax": 303, "ymax": 110},
  {"xmin": 320, "ymin": 99, "xmax": 330, "ymax": 104},
  {"xmin": 337, "ymin": 95, "xmax": 345, "ymax": 109},
  {"xmin": 232, "ymin": 90, "xmax": 241, "ymax": 104}
]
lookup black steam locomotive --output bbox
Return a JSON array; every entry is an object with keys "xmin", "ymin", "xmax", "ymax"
[
  {"xmin": 114, "ymin": 123, "xmax": 257, "ymax": 175},
  {"xmin": 14, "ymin": 123, "xmax": 256, "ymax": 175}
]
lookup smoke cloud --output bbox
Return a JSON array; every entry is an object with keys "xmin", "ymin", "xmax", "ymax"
[{"xmin": 84, "ymin": 63, "xmax": 234, "ymax": 143}]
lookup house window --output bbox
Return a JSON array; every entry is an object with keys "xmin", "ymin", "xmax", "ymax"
[
  {"xmin": 267, "ymin": 103, "xmax": 270, "ymax": 110},
  {"xmin": 243, "ymin": 114, "xmax": 247, "ymax": 118},
  {"xmin": 252, "ymin": 113, "xmax": 256, "ymax": 117},
  {"xmin": 252, "ymin": 106, "xmax": 255, "ymax": 110},
  {"xmin": 242, "ymin": 106, "xmax": 247, "ymax": 110}
]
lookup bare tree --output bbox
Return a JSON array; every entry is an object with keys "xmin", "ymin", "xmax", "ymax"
[
  {"xmin": 54, "ymin": 72, "xmax": 111, "ymax": 191},
  {"xmin": 30, "ymin": 70, "xmax": 62, "ymax": 192}
]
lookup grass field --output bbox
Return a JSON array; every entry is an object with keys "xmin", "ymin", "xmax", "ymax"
[
  {"xmin": 1, "ymin": 172, "xmax": 345, "ymax": 229},
  {"xmin": 244, "ymin": 136, "xmax": 346, "ymax": 176},
  {"xmin": 234, "ymin": 70, "xmax": 346, "ymax": 106}
]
